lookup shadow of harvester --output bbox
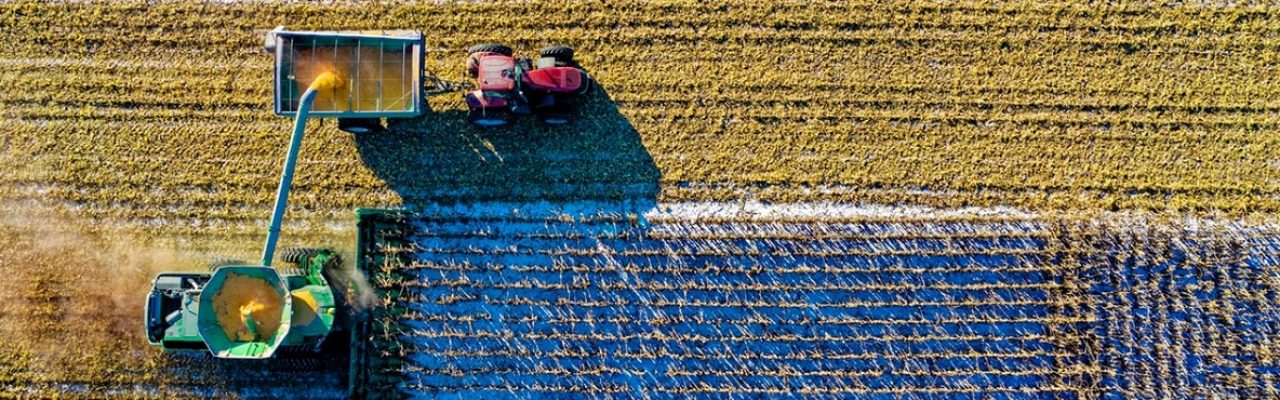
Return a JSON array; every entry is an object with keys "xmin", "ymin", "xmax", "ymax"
[{"xmin": 354, "ymin": 83, "xmax": 660, "ymax": 209}]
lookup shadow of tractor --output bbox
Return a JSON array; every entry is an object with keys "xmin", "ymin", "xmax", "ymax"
[
  {"xmin": 347, "ymin": 79, "xmax": 661, "ymax": 398},
  {"xmin": 354, "ymin": 83, "xmax": 660, "ymax": 210}
]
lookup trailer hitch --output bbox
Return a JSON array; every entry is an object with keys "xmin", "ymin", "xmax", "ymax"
[{"xmin": 423, "ymin": 72, "xmax": 473, "ymax": 96}]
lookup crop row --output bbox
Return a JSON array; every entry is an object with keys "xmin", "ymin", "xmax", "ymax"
[
  {"xmin": 7, "ymin": 4, "xmax": 1280, "ymax": 57},
  {"xmin": 6, "ymin": 122, "xmax": 1277, "ymax": 216},
  {"xmin": 7, "ymin": 137, "xmax": 1276, "ymax": 212},
  {"xmin": 403, "ymin": 261, "xmax": 1065, "ymax": 276},
  {"xmin": 9, "ymin": 1, "xmax": 1280, "ymax": 33},
  {"xmin": 376, "ymin": 206, "xmax": 1088, "ymax": 397},
  {"xmin": 9, "ymin": 55, "xmax": 1278, "ymax": 113},
  {"xmin": 9, "ymin": 55, "xmax": 1279, "ymax": 111}
]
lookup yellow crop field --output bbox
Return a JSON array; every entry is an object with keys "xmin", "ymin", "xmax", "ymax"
[
  {"xmin": 5, "ymin": 1, "xmax": 1280, "ymax": 227},
  {"xmin": 1, "ymin": 1, "xmax": 1279, "ymax": 398}
]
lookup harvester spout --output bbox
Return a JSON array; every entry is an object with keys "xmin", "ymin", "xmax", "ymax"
[{"xmin": 261, "ymin": 71, "xmax": 344, "ymax": 266}]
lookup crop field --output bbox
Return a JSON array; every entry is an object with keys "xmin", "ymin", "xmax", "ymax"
[
  {"xmin": 348, "ymin": 203, "xmax": 1279, "ymax": 399},
  {"xmin": 390, "ymin": 204, "xmax": 1087, "ymax": 398},
  {"xmin": 2, "ymin": 0, "xmax": 1280, "ymax": 399}
]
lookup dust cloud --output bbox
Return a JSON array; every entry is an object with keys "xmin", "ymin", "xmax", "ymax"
[{"xmin": 0, "ymin": 199, "xmax": 190, "ymax": 382}]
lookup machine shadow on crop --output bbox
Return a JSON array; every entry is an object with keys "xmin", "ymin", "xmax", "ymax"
[{"xmin": 354, "ymin": 83, "xmax": 660, "ymax": 212}]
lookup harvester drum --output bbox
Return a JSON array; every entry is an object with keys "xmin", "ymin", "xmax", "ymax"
[{"xmin": 145, "ymin": 249, "xmax": 340, "ymax": 358}]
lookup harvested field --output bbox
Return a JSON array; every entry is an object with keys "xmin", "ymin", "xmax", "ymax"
[
  {"xmin": 353, "ymin": 202, "xmax": 1278, "ymax": 399},
  {"xmin": 2, "ymin": 1, "xmax": 1279, "ymax": 399}
]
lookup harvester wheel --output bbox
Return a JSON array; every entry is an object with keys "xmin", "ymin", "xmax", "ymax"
[
  {"xmin": 278, "ymin": 267, "xmax": 306, "ymax": 277},
  {"xmin": 467, "ymin": 43, "xmax": 512, "ymax": 57},
  {"xmin": 468, "ymin": 108, "xmax": 512, "ymax": 127},
  {"xmin": 208, "ymin": 257, "xmax": 244, "ymax": 272},
  {"xmin": 279, "ymin": 247, "xmax": 323, "ymax": 264},
  {"xmin": 539, "ymin": 45, "xmax": 575, "ymax": 65}
]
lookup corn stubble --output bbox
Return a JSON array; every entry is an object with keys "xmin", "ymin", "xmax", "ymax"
[{"xmin": 376, "ymin": 208, "xmax": 1278, "ymax": 398}]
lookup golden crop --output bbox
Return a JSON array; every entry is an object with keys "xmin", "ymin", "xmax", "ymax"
[{"xmin": 4, "ymin": 1, "xmax": 1280, "ymax": 225}]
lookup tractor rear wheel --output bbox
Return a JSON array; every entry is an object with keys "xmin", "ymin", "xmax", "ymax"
[
  {"xmin": 536, "ymin": 100, "xmax": 573, "ymax": 125},
  {"xmin": 540, "ymin": 113, "xmax": 572, "ymax": 125},
  {"xmin": 467, "ymin": 43, "xmax": 512, "ymax": 57},
  {"xmin": 574, "ymin": 73, "xmax": 594, "ymax": 96},
  {"xmin": 468, "ymin": 108, "xmax": 512, "ymax": 127},
  {"xmin": 539, "ymin": 45, "xmax": 575, "ymax": 65},
  {"xmin": 280, "ymin": 247, "xmax": 323, "ymax": 264},
  {"xmin": 466, "ymin": 44, "xmax": 513, "ymax": 78}
]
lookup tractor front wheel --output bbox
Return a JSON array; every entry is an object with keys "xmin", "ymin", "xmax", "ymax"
[{"xmin": 468, "ymin": 108, "xmax": 512, "ymax": 127}]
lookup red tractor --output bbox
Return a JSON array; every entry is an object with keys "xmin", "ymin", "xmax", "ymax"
[{"xmin": 463, "ymin": 44, "xmax": 592, "ymax": 126}]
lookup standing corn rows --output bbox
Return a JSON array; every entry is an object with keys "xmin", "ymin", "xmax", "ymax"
[
  {"xmin": 353, "ymin": 204, "xmax": 1278, "ymax": 398},
  {"xmin": 381, "ymin": 203, "xmax": 1092, "ymax": 398},
  {"xmin": 1057, "ymin": 215, "xmax": 1280, "ymax": 398}
]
